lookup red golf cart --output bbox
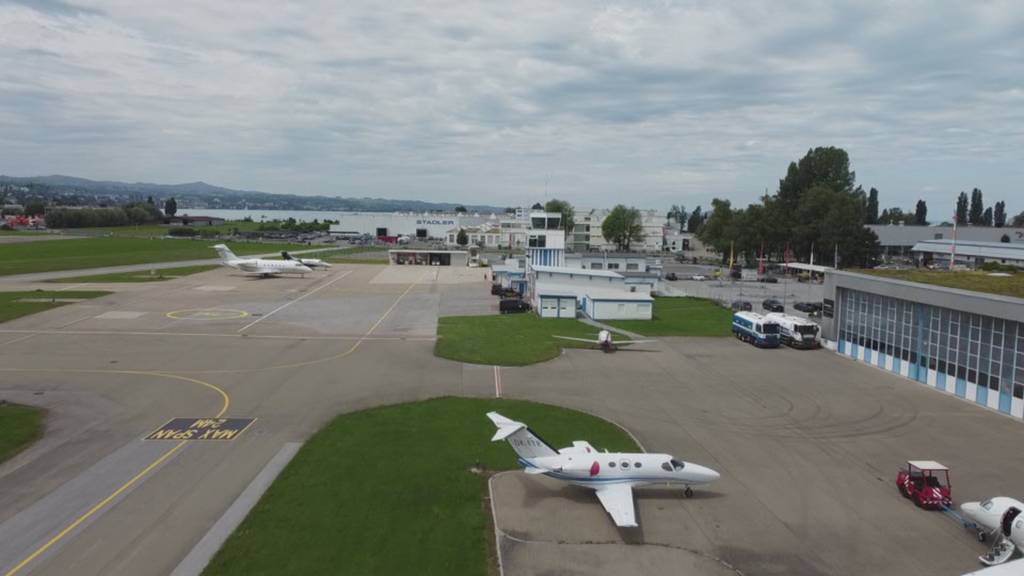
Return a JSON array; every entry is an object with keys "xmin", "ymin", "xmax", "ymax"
[{"xmin": 897, "ymin": 460, "xmax": 952, "ymax": 510}]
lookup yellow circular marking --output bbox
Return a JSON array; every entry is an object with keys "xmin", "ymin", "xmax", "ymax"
[{"xmin": 166, "ymin": 308, "xmax": 249, "ymax": 320}]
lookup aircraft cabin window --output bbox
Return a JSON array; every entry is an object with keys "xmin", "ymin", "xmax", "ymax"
[
  {"xmin": 608, "ymin": 462, "xmax": 616, "ymax": 467},
  {"xmin": 620, "ymin": 461, "xmax": 630, "ymax": 468},
  {"xmin": 634, "ymin": 462, "xmax": 642, "ymax": 468},
  {"xmin": 662, "ymin": 462, "xmax": 673, "ymax": 472}
]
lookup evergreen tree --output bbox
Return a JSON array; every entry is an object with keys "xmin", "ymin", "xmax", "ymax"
[
  {"xmin": 914, "ymin": 199, "xmax": 928, "ymax": 225},
  {"xmin": 865, "ymin": 188, "xmax": 879, "ymax": 224},
  {"xmin": 686, "ymin": 206, "xmax": 703, "ymax": 233},
  {"xmin": 969, "ymin": 188, "xmax": 984, "ymax": 224},
  {"xmin": 983, "ymin": 207, "xmax": 993, "ymax": 226},
  {"xmin": 994, "ymin": 201, "xmax": 1007, "ymax": 227},
  {"xmin": 164, "ymin": 197, "xmax": 177, "ymax": 217},
  {"xmin": 955, "ymin": 192, "xmax": 968, "ymax": 224}
]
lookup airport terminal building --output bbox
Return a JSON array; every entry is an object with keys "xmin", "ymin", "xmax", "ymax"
[{"xmin": 821, "ymin": 271, "xmax": 1024, "ymax": 420}]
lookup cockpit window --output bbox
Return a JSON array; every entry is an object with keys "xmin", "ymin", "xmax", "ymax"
[
  {"xmin": 670, "ymin": 459, "xmax": 685, "ymax": 471},
  {"xmin": 662, "ymin": 462, "xmax": 673, "ymax": 472},
  {"xmin": 982, "ymin": 499, "xmax": 994, "ymax": 510}
]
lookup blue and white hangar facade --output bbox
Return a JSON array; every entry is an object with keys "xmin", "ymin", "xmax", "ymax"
[{"xmin": 821, "ymin": 271, "xmax": 1024, "ymax": 420}]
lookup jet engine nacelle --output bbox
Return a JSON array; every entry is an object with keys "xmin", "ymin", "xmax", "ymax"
[{"xmin": 1002, "ymin": 507, "xmax": 1024, "ymax": 547}]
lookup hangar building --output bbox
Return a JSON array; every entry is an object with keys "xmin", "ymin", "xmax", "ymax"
[{"xmin": 820, "ymin": 271, "xmax": 1024, "ymax": 421}]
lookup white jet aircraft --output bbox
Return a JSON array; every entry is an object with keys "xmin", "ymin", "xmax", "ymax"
[
  {"xmin": 213, "ymin": 244, "xmax": 312, "ymax": 277},
  {"xmin": 487, "ymin": 412, "xmax": 719, "ymax": 527},
  {"xmin": 960, "ymin": 497, "xmax": 1024, "ymax": 573},
  {"xmin": 553, "ymin": 329, "xmax": 654, "ymax": 353},
  {"xmin": 281, "ymin": 251, "xmax": 332, "ymax": 269}
]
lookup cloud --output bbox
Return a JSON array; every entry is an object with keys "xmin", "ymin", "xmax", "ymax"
[{"xmin": 0, "ymin": 0, "xmax": 1022, "ymax": 212}]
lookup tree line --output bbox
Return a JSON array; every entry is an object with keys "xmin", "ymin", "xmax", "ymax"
[
  {"xmin": 44, "ymin": 202, "xmax": 164, "ymax": 228},
  {"xmin": 696, "ymin": 147, "xmax": 880, "ymax": 268}
]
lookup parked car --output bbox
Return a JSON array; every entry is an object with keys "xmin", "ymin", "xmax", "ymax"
[
  {"xmin": 731, "ymin": 300, "xmax": 753, "ymax": 312},
  {"xmin": 793, "ymin": 301, "xmax": 822, "ymax": 314},
  {"xmin": 665, "ymin": 272, "xmax": 678, "ymax": 281},
  {"xmin": 690, "ymin": 274, "xmax": 707, "ymax": 281},
  {"xmin": 762, "ymin": 299, "xmax": 785, "ymax": 313},
  {"xmin": 499, "ymin": 299, "xmax": 531, "ymax": 314},
  {"xmin": 757, "ymin": 276, "xmax": 779, "ymax": 283}
]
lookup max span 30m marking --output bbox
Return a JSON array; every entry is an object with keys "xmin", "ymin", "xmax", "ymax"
[{"xmin": 146, "ymin": 418, "xmax": 256, "ymax": 441}]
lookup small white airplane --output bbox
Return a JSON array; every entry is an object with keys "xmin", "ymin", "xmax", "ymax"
[
  {"xmin": 960, "ymin": 497, "xmax": 1024, "ymax": 573},
  {"xmin": 213, "ymin": 244, "xmax": 312, "ymax": 277},
  {"xmin": 281, "ymin": 251, "xmax": 331, "ymax": 269},
  {"xmin": 553, "ymin": 329, "xmax": 654, "ymax": 353},
  {"xmin": 487, "ymin": 412, "xmax": 719, "ymax": 528}
]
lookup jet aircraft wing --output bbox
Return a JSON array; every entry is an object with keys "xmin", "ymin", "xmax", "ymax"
[
  {"xmin": 613, "ymin": 340, "xmax": 656, "ymax": 346},
  {"xmin": 963, "ymin": 560, "xmax": 1024, "ymax": 575},
  {"xmin": 594, "ymin": 484, "xmax": 637, "ymax": 528},
  {"xmin": 552, "ymin": 335, "xmax": 598, "ymax": 344}
]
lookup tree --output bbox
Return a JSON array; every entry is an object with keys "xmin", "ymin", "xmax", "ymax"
[
  {"xmin": 695, "ymin": 199, "xmax": 734, "ymax": 256},
  {"xmin": 914, "ymin": 199, "xmax": 928, "ymax": 225},
  {"xmin": 686, "ymin": 206, "xmax": 703, "ymax": 233},
  {"xmin": 969, "ymin": 188, "xmax": 984, "ymax": 224},
  {"xmin": 24, "ymin": 200, "xmax": 45, "ymax": 216},
  {"xmin": 601, "ymin": 205, "xmax": 644, "ymax": 251},
  {"xmin": 454, "ymin": 205, "xmax": 467, "ymax": 213},
  {"xmin": 530, "ymin": 202, "xmax": 543, "ymax": 210},
  {"xmin": 544, "ymin": 199, "xmax": 575, "ymax": 233},
  {"xmin": 983, "ymin": 206, "xmax": 993, "ymax": 227},
  {"xmin": 879, "ymin": 208, "xmax": 890, "ymax": 224},
  {"xmin": 778, "ymin": 147, "xmax": 856, "ymax": 213},
  {"xmin": 865, "ymin": 188, "xmax": 879, "ymax": 224},
  {"xmin": 1012, "ymin": 211, "xmax": 1024, "ymax": 228},
  {"xmin": 146, "ymin": 195, "xmax": 155, "ymax": 205},
  {"xmin": 455, "ymin": 228, "xmax": 468, "ymax": 246},
  {"xmin": 164, "ymin": 197, "xmax": 177, "ymax": 217},
  {"xmin": 994, "ymin": 201, "xmax": 1006, "ymax": 227},
  {"xmin": 956, "ymin": 192, "xmax": 968, "ymax": 225}
]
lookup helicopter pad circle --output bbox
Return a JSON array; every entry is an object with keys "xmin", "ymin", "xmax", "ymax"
[{"xmin": 166, "ymin": 308, "xmax": 250, "ymax": 320}]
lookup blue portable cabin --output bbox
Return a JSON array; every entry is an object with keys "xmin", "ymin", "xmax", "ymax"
[{"xmin": 732, "ymin": 311, "xmax": 781, "ymax": 348}]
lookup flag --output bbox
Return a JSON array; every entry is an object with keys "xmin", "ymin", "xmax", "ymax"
[{"xmin": 728, "ymin": 241, "xmax": 734, "ymax": 271}]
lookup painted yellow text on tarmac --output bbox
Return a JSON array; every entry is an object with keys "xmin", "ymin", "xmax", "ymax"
[{"xmin": 145, "ymin": 417, "xmax": 255, "ymax": 441}]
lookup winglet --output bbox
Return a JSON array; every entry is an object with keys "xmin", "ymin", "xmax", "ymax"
[{"xmin": 487, "ymin": 411, "xmax": 525, "ymax": 442}]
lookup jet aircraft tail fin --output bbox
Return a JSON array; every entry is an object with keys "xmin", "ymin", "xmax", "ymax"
[
  {"xmin": 487, "ymin": 412, "xmax": 558, "ymax": 459},
  {"xmin": 281, "ymin": 251, "xmax": 294, "ymax": 261},
  {"xmin": 213, "ymin": 244, "xmax": 238, "ymax": 262}
]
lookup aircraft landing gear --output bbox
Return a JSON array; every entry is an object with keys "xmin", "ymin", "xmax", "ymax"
[{"xmin": 684, "ymin": 486, "xmax": 694, "ymax": 498}]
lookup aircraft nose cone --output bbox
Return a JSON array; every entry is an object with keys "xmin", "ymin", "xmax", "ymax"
[
  {"xmin": 960, "ymin": 501, "xmax": 981, "ymax": 519},
  {"xmin": 692, "ymin": 465, "xmax": 720, "ymax": 484}
]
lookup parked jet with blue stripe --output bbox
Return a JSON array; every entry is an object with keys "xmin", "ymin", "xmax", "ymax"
[{"xmin": 487, "ymin": 412, "xmax": 719, "ymax": 527}]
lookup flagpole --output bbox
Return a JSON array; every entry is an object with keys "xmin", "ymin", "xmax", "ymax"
[{"xmin": 949, "ymin": 209, "xmax": 958, "ymax": 270}]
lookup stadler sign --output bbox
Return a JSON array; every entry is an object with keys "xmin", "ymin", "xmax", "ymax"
[{"xmin": 417, "ymin": 219, "xmax": 455, "ymax": 226}]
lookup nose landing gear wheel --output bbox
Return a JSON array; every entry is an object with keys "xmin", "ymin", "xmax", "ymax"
[{"xmin": 684, "ymin": 487, "xmax": 694, "ymax": 498}]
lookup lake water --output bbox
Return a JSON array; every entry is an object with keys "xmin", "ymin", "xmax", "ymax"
[{"xmin": 175, "ymin": 208, "xmax": 345, "ymax": 223}]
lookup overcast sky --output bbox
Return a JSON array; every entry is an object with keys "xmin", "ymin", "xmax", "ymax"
[{"xmin": 2, "ymin": 1, "xmax": 1022, "ymax": 212}]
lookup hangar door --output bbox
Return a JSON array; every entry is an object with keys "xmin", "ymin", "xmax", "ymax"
[
  {"xmin": 539, "ymin": 297, "xmax": 559, "ymax": 318},
  {"xmin": 558, "ymin": 297, "xmax": 575, "ymax": 318}
]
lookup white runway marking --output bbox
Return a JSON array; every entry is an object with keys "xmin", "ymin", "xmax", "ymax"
[
  {"xmin": 494, "ymin": 365, "xmax": 503, "ymax": 398},
  {"xmin": 235, "ymin": 270, "xmax": 352, "ymax": 333},
  {"xmin": 94, "ymin": 311, "xmax": 145, "ymax": 320},
  {"xmin": 0, "ymin": 328, "xmax": 435, "ymax": 342}
]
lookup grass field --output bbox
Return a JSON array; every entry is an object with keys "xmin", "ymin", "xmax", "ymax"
[
  {"xmin": 606, "ymin": 297, "xmax": 732, "ymax": 337},
  {"xmin": 0, "ymin": 291, "xmax": 111, "ymax": 323},
  {"xmin": 0, "ymin": 403, "xmax": 44, "ymax": 464},
  {"xmin": 202, "ymin": 397, "xmax": 638, "ymax": 576},
  {"xmin": 859, "ymin": 269, "xmax": 1024, "ymax": 299},
  {"xmin": 47, "ymin": 265, "xmax": 219, "ymax": 283},
  {"xmin": 78, "ymin": 221, "xmax": 266, "ymax": 238},
  {"xmin": 436, "ymin": 314, "xmax": 611, "ymax": 366},
  {"xmin": 0, "ymin": 237, "xmax": 308, "ymax": 276}
]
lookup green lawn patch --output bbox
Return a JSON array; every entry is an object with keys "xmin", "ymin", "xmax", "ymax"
[
  {"xmin": 0, "ymin": 237, "xmax": 308, "ymax": 276},
  {"xmin": 202, "ymin": 397, "xmax": 638, "ymax": 576},
  {"xmin": 0, "ymin": 290, "xmax": 111, "ymax": 323},
  {"xmin": 606, "ymin": 296, "xmax": 732, "ymax": 337},
  {"xmin": 80, "ymin": 221, "xmax": 267, "ymax": 238},
  {"xmin": 436, "ymin": 314, "xmax": 610, "ymax": 366},
  {"xmin": 47, "ymin": 264, "xmax": 219, "ymax": 283},
  {"xmin": 0, "ymin": 403, "xmax": 44, "ymax": 463},
  {"xmin": 858, "ymin": 269, "xmax": 1024, "ymax": 299}
]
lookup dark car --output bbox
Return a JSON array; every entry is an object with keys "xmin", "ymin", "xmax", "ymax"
[
  {"xmin": 794, "ymin": 301, "xmax": 822, "ymax": 313},
  {"xmin": 757, "ymin": 276, "xmax": 779, "ymax": 283},
  {"xmin": 665, "ymin": 272, "xmax": 678, "ymax": 281},
  {"xmin": 499, "ymin": 299, "xmax": 531, "ymax": 314},
  {"xmin": 762, "ymin": 299, "xmax": 784, "ymax": 313},
  {"xmin": 731, "ymin": 300, "xmax": 752, "ymax": 312},
  {"xmin": 490, "ymin": 284, "xmax": 503, "ymax": 295}
]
